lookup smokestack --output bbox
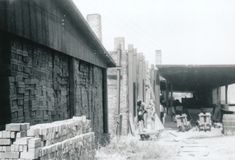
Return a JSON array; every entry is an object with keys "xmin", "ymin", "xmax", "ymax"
[
  {"xmin": 87, "ymin": 14, "xmax": 102, "ymax": 42},
  {"xmin": 114, "ymin": 37, "xmax": 125, "ymax": 51},
  {"xmin": 155, "ymin": 50, "xmax": 162, "ymax": 65},
  {"xmin": 128, "ymin": 44, "xmax": 134, "ymax": 51}
]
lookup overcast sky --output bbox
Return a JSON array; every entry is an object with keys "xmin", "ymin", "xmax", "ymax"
[{"xmin": 72, "ymin": 0, "xmax": 235, "ymax": 65}]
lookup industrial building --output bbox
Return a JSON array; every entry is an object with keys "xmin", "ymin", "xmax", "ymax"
[{"xmin": 0, "ymin": 0, "xmax": 115, "ymax": 146}]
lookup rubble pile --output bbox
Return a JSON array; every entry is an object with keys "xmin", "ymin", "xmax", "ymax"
[{"xmin": 0, "ymin": 116, "xmax": 95, "ymax": 160}]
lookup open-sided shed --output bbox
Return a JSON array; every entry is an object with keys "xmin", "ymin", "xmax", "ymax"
[{"xmin": 157, "ymin": 65, "xmax": 235, "ymax": 111}]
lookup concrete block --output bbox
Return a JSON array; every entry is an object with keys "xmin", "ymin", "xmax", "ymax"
[
  {"xmin": 27, "ymin": 128, "xmax": 39, "ymax": 137},
  {"xmin": 21, "ymin": 149, "xmax": 40, "ymax": 159},
  {"xmin": 14, "ymin": 137, "xmax": 31, "ymax": 145},
  {"xmin": 11, "ymin": 144, "xmax": 19, "ymax": 152},
  {"xmin": 11, "ymin": 131, "xmax": 16, "ymax": 139},
  {"xmin": 6, "ymin": 146, "xmax": 11, "ymax": 152},
  {"xmin": 6, "ymin": 123, "xmax": 21, "ymax": 131},
  {"xmin": 0, "ymin": 152, "xmax": 19, "ymax": 158},
  {"xmin": 0, "ymin": 139, "xmax": 11, "ymax": 145},
  {"xmin": 0, "ymin": 131, "xmax": 11, "ymax": 139},
  {"xmin": 28, "ymin": 138, "xmax": 41, "ymax": 149},
  {"xmin": 19, "ymin": 144, "xmax": 28, "ymax": 152},
  {"xmin": 1, "ymin": 146, "xmax": 7, "ymax": 152},
  {"xmin": 21, "ymin": 123, "xmax": 30, "ymax": 131},
  {"xmin": 16, "ymin": 131, "xmax": 27, "ymax": 138}
]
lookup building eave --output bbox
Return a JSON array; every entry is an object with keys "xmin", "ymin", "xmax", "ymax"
[{"xmin": 58, "ymin": 0, "xmax": 116, "ymax": 67}]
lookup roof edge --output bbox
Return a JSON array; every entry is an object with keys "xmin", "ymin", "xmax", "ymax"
[{"xmin": 62, "ymin": 0, "xmax": 116, "ymax": 67}]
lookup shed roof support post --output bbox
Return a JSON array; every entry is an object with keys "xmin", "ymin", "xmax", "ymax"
[
  {"xmin": 225, "ymin": 85, "xmax": 228, "ymax": 104},
  {"xmin": 102, "ymin": 69, "xmax": 108, "ymax": 134},
  {"xmin": 217, "ymin": 87, "xmax": 221, "ymax": 105},
  {"xmin": 165, "ymin": 81, "xmax": 169, "ymax": 109},
  {"xmin": 170, "ymin": 84, "xmax": 173, "ymax": 108}
]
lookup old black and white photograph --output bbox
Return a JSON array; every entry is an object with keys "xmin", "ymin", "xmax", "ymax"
[{"xmin": 0, "ymin": 0, "xmax": 235, "ymax": 159}]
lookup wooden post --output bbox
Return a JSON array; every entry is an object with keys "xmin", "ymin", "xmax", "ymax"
[
  {"xmin": 69, "ymin": 58, "xmax": 75, "ymax": 118},
  {"xmin": 165, "ymin": 81, "xmax": 169, "ymax": 108},
  {"xmin": 119, "ymin": 114, "xmax": 123, "ymax": 136},
  {"xmin": 102, "ymin": 69, "xmax": 108, "ymax": 134},
  {"xmin": 225, "ymin": 85, "xmax": 228, "ymax": 104},
  {"xmin": 116, "ymin": 46, "xmax": 122, "ymax": 136},
  {"xmin": 170, "ymin": 84, "xmax": 173, "ymax": 107}
]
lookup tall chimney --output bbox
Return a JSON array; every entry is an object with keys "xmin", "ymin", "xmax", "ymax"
[
  {"xmin": 87, "ymin": 14, "xmax": 102, "ymax": 42},
  {"xmin": 155, "ymin": 50, "xmax": 162, "ymax": 65},
  {"xmin": 114, "ymin": 37, "xmax": 125, "ymax": 51}
]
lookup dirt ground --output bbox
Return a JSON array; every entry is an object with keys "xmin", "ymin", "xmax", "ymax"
[
  {"xmin": 96, "ymin": 127, "xmax": 235, "ymax": 160},
  {"xmin": 159, "ymin": 127, "xmax": 235, "ymax": 160}
]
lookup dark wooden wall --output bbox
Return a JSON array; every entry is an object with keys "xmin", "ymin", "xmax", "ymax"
[
  {"xmin": 0, "ymin": 0, "xmax": 108, "ymax": 68},
  {"xmin": 0, "ymin": 0, "xmax": 111, "ymax": 144}
]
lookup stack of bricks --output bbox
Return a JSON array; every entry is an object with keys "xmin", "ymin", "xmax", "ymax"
[
  {"xmin": 8, "ymin": 39, "xmax": 106, "ymax": 146},
  {"xmin": 73, "ymin": 60, "xmax": 105, "ymax": 145},
  {"xmin": 39, "ymin": 132, "xmax": 95, "ymax": 160},
  {"xmin": 27, "ymin": 116, "xmax": 92, "ymax": 146},
  {"xmin": 0, "ymin": 123, "xmax": 30, "ymax": 159},
  {"xmin": 0, "ymin": 116, "xmax": 95, "ymax": 160},
  {"xmin": 9, "ymin": 39, "xmax": 70, "ymax": 125}
]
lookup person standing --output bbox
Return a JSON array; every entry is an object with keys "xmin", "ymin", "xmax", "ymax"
[
  {"xmin": 137, "ymin": 100, "xmax": 146, "ymax": 132},
  {"xmin": 160, "ymin": 101, "xmax": 165, "ymax": 123}
]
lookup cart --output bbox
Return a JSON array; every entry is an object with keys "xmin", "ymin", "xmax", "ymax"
[
  {"xmin": 175, "ymin": 114, "xmax": 191, "ymax": 132},
  {"xmin": 197, "ymin": 112, "xmax": 212, "ymax": 131},
  {"xmin": 139, "ymin": 130, "xmax": 162, "ymax": 141}
]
